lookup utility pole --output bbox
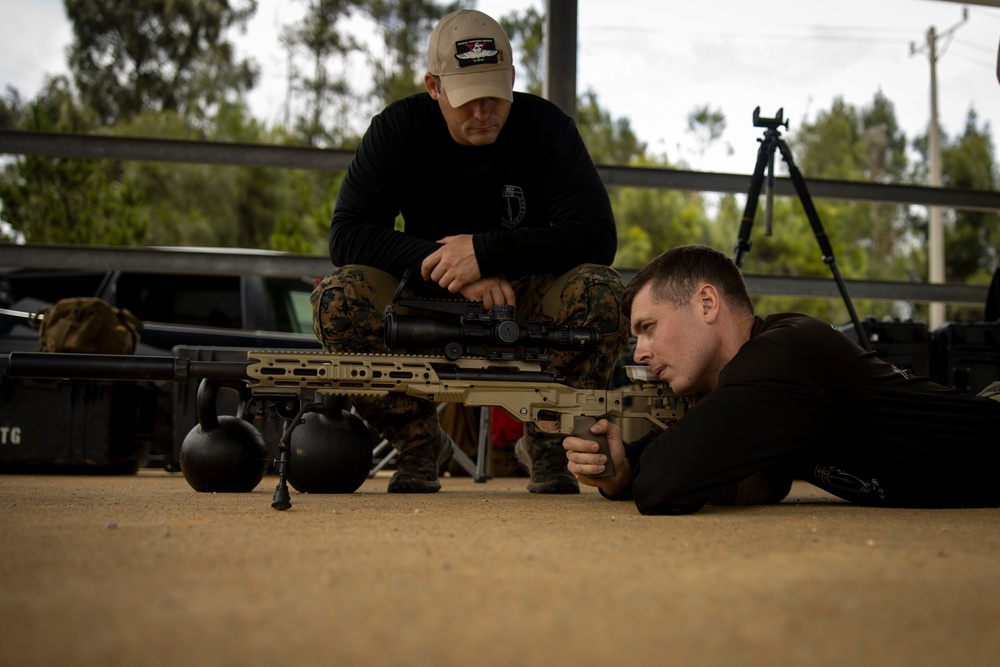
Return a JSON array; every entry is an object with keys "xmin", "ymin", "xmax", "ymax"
[{"xmin": 911, "ymin": 7, "xmax": 968, "ymax": 330}]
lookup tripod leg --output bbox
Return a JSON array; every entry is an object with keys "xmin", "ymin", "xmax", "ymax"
[
  {"xmin": 775, "ymin": 139, "xmax": 872, "ymax": 352},
  {"xmin": 734, "ymin": 133, "xmax": 778, "ymax": 268},
  {"xmin": 765, "ymin": 150, "xmax": 776, "ymax": 236}
]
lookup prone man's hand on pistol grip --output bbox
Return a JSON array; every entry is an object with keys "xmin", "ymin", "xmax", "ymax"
[{"xmin": 572, "ymin": 416, "xmax": 616, "ymax": 478}]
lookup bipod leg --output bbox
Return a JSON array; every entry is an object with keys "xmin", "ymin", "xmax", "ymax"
[
  {"xmin": 775, "ymin": 139, "xmax": 872, "ymax": 352},
  {"xmin": 734, "ymin": 131, "xmax": 779, "ymax": 267},
  {"xmin": 271, "ymin": 398, "xmax": 319, "ymax": 511}
]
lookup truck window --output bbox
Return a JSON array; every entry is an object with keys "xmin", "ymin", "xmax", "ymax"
[
  {"xmin": 0, "ymin": 269, "xmax": 105, "ymax": 308},
  {"xmin": 262, "ymin": 277, "xmax": 316, "ymax": 334},
  {"xmin": 116, "ymin": 273, "xmax": 243, "ymax": 329}
]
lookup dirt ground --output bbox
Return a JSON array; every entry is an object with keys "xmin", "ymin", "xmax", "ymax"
[{"xmin": 1, "ymin": 470, "xmax": 999, "ymax": 667}]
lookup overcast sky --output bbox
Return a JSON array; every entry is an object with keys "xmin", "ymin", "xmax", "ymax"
[{"xmin": 2, "ymin": 0, "xmax": 999, "ymax": 177}]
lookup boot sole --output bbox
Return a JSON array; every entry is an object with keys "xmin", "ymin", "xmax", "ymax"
[
  {"xmin": 515, "ymin": 440, "xmax": 580, "ymax": 494},
  {"xmin": 387, "ymin": 473, "xmax": 441, "ymax": 493},
  {"xmin": 527, "ymin": 477, "xmax": 580, "ymax": 494}
]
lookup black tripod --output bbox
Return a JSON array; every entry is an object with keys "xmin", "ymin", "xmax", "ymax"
[{"xmin": 733, "ymin": 107, "xmax": 871, "ymax": 351}]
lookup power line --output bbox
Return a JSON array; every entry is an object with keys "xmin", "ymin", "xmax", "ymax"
[
  {"xmin": 954, "ymin": 37, "xmax": 998, "ymax": 54},
  {"xmin": 946, "ymin": 49, "xmax": 996, "ymax": 68}
]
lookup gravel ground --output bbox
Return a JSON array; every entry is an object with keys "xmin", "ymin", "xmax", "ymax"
[{"xmin": 1, "ymin": 471, "xmax": 999, "ymax": 667}]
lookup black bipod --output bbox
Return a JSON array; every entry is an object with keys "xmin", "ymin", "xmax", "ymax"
[
  {"xmin": 270, "ymin": 395, "xmax": 323, "ymax": 510},
  {"xmin": 733, "ymin": 107, "xmax": 871, "ymax": 351}
]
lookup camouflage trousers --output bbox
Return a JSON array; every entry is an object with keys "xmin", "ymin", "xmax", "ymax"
[{"xmin": 311, "ymin": 264, "xmax": 630, "ymax": 455}]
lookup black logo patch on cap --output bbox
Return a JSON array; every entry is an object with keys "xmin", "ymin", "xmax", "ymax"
[{"xmin": 454, "ymin": 38, "xmax": 501, "ymax": 67}]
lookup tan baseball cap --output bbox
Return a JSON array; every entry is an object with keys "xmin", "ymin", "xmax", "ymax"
[{"xmin": 427, "ymin": 9, "xmax": 513, "ymax": 107}]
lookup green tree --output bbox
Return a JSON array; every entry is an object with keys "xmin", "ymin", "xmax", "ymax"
[
  {"xmin": 939, "ymin": 110, "xmax": 999, "ymax": 280},
  {"xmin": 610, "ymin": 179, "xmax": 714, "ymax": 269},
  {"xmin": 116, "ymin": 103, "xmax": 329, "ymax": 252},
  {"xmin": 0, "ymin": 77, "xmax": 147, "ymax": 245},
  {"xmin": 64, "ymin": 0, "xmax": 259, "ymax": 126},
  {"xmin": 908, "ymin": 107, "xmax": 999, "ymax": 321},
  {"xmin": 912, "ymin": 109, "xmax": 1000, "ymax": 321},
  {"xmin": 0, "ymin": 86, "xmax": 24, "ymax": 129},
  {"xmin": 364, "ymin": 0, "xmax": 462, "ymax": 109},
  {"xmin": 576, "ymin": 89, "xmax": 645, "ymax": 166},
  {"xmin": 575, "ymin": 91, "xmax": 713, "ymax": 267},
  {"xmin": 793, "ymin": 93, "xmax": 915, "ymax": 284},
  {"xmin": 500, "ymin": 6, "xmax": 544, "ymax": 96},
  {"xmin": 281, "ymin": 0, "xmax": 365, "ymax": 147},
  {"xmin": 685, "ymin": 104, "xmax": 728, "ymax": 163}
]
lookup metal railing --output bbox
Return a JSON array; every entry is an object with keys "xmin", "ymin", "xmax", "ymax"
[
  {"xmin": 0, "ymin": 243, "xmax": 988, "ymax": 306},
  {"xmin": 0, "ymin": 129, "xmax": 995, "ymax": 308},
  {"xmin": 3, "ymin": 130, "xmax": 999, "ymax": 211}
]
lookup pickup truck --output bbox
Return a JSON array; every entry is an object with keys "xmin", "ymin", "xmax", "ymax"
[{"xmin": 0, "ymin": 266, "xmax": 322, "ymax": 353}]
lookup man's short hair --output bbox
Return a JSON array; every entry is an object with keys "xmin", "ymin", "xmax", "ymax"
[{"xmin": 622, "ymin": 244, "xmax": 755, "ymax": 318}]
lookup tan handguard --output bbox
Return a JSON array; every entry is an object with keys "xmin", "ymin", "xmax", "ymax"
[{"xmin": 246, "ymin": 353, "xmax": 690, "ymax": 453}]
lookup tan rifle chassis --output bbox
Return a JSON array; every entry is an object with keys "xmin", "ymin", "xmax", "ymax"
[
  {"xmin": 246, "ymin": 351, "xmax": 690, "ymax": 434},
  {"xmin": 5, "ymin": 349, "xmax": 690, "ymax": 507}
]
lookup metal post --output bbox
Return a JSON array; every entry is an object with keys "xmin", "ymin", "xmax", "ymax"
[{"xmin": 544, "ymin": 0, "xmax": 578, "ymax": 119}]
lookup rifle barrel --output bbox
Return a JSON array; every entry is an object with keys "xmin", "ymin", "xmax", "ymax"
[{"xmin": 6, "ymin": 352, "xmax": 250, "ymax": 383}]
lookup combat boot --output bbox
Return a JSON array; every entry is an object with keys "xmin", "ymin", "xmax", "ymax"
[
  {"xmin": 387, "ymin": 429, "xmax": 455, "ymax": 493},
  {"xmin": 514, "ymin": 429, "xmax": 580, "ymax": 494}
]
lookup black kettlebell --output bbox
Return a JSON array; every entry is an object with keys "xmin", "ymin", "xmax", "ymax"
[
  {"xmin": 286, "ymin": 395, "xmax": 373, "ymax": 494},
  {"xmin": 180, "ymin": 379, "xmax": 268, "ymax": 492}
]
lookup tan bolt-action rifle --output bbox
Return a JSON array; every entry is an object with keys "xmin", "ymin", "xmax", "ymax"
[{"xmin": 6, "ymin": 349, "xmax": 689, "ymax": 509}]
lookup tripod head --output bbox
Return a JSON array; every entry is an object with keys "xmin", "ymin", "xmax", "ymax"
[{"xmin": 752, "ymin": 106, "xmax": 789, "ymax": 132}]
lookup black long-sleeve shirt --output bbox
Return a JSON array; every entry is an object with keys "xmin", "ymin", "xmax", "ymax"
[
  {"xmin": 329, "ymin": 92, "xmax": 616, "ymax": 279},
  {"xmin": 618, "ymin": 314, "xmax": 1000, "ymax": 515}
]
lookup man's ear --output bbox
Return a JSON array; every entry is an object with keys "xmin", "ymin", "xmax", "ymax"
[
  {"xmin": 697, "ymin": 284, "xmax": 721, "ymax": 322},
  {"xmin": 424, "ymin": 73, "xmax": 440, "ymax": 100}
]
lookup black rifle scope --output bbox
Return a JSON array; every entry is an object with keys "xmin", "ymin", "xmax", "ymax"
[{"xmin": 385, "ymin": 302, "xmax": 601, "ymax": 360}]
